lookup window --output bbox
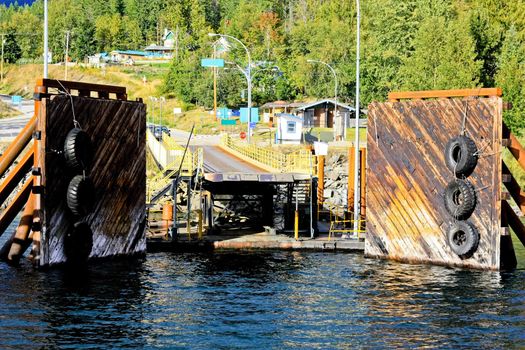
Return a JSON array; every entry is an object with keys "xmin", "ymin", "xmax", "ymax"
[{"xmin": 287, "ymin": 121, "xmax": 296, "ymax": 133}]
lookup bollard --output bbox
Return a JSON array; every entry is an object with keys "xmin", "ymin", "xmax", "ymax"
[
  {"xmin": 197, "ymin": 209, "xmax": 203, "ymax": 240},
  {"xmin": 294, "ymin": 210, "xmax": 299, "ymax": 241},
  {"xmin": 162, "ymin": 202, "xmax": 173, "ymax": 235}
]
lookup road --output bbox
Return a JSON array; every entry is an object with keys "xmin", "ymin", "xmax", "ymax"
[
  {"xmin": 169, "ymin": 127, "xmax": 265, "ymax": 174},
  {"xmin": 0, "ymin": 99, "xmax": 264, "ymax": 174},
  {"xmin": 0, "ymin": 95, "xmax": 34, "ymax": 140}
]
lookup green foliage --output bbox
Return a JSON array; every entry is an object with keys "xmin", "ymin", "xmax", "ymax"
[
  {"xmin": 3, "ymin": 29, "xmax": 21, "ymax": 63},
  {"xmin": 1, "ymin": 0, "xmax": 525, "ymax": 131},
  {"xmin": 496, "ymin": 26, "xmax": 525, "ymax": 134}
]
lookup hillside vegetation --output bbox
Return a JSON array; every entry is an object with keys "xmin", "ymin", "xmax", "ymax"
[{"xmin": 1, "ymin": 1, "xmax": 525, "ymax": 131}]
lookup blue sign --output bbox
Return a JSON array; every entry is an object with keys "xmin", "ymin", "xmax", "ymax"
[
  {"xmin": 249, "ymin": 122, "xmax": 257, "ymax": 129},
  {"xmin": 240, "ymin": 107, "xmax": 259, "ymax": 123},
  {"xmin": 221, "ymin": 119, "xmax": 237, "ymax": 126},
  {"xmin": 217, "ymin": 107, "xmax": 230, "ymax": 119},
  {"xmin": 201, "ymin": 58, "xmax": 225, "ymax": 68},
  {"xmin": 11, "ymin": 95, "xmax": 22, "ymax": 105}
]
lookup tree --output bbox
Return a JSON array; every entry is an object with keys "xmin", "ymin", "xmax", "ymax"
[
  {"xmin": 399, "ymin": 16, "xmax": 481, "ymax": 91},
  {"xmin": 3, "ymin": 29, "xmax": 21, "ymax": 64},
  {"xmin": 495, "ymin": 26, "xmax": 525, "ymax": 132}
]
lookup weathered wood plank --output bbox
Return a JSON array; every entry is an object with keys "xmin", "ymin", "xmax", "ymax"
[
  {"xmin": 367, "ymin": 94, "xmax": 502, "ymax": 270},
  {"xmin": 388, "ymin": 88, "xmax": 502, "ymax": 101},
  {"xmin": 39, "ymin": 93, "xmax": 146, "ymax": 266}
]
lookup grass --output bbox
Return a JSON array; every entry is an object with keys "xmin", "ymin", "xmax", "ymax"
[{"xmin": 0, "ymin": 100, "xmax": 21, "ymax": 119}]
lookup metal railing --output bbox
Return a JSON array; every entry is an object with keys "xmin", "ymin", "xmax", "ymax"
[
  {"xmin": 322, "ymin": 201, "xmax": 366, "ymax": 240},
  {"xmin": 220, "ymin": 134, "xmax": 313, "ymax": 173},
  {"xmin": 146, "ymin": 130, "xmax": 203, "ymax": 203}
]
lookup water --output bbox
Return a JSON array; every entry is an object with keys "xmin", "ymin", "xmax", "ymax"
[{"xmin": 0, "ymin": 244, "xmax": 524, "ymax": 349}]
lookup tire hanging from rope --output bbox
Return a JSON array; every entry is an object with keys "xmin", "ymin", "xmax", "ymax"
[
  {"xmin": 447, "ymin": 221, "xmax": 480, "ymax": 258},
  {"xmin": 444, "ymin": 179, "xmax": 477, "ymax": 220},
  {"xmin": 444, "ymin": 135, "xmax": 478, "ymax": 177}
]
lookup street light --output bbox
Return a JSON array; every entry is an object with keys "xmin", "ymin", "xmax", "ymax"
[
  {"xmin": 209, "ymin": 32, "xmax": 253, "ymax": 142},
  {"xmin": 353, "ymin": 0, "xmax": 362, "ymax": 235},
  {"xmin": 159, "ymin": 96, "xmax": 165, "ymax": 130},
  {"xmin": 307, "ymin": 59, "xmax": 341, "ymax": 140}
]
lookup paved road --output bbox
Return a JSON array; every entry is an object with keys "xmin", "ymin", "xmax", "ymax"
[
  {"xmin": 169, "ymin": 127, "xmax": 265, "ymax": 174},
  {"xmin": 0, "ymin": 95, "xmax": 34, "ymax": 139}
]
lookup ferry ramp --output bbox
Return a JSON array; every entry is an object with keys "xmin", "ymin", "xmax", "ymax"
[{"xmin": 146, "ymin": 131, "xmax": 317, "ymax": 235}]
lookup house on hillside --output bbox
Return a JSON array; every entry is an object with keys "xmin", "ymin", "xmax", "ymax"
[
  {"xmin": 109, "ymin": 50, "xmax": 148, "ymax": 64},
  {"xmin": 144, "ymin": 29, "xmax": 176, "ymax": 59}
]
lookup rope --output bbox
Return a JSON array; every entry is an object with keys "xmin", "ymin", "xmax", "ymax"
[
  {"xmin": 460, "ymin": 100, "xmax": 468, "ymax": 136},
  {"xmin": 55, "ymin": 79, "xmax": 81, "ymax": 130}
]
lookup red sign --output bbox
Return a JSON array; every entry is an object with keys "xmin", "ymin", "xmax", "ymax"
[{"xmin": 240, "ymin": 131, "xmax": 246, "ymax": 139}]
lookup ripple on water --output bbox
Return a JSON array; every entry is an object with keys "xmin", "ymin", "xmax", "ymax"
[{"xmin": 0, "ymin": 248, "xmax": 523, "ymax": 349}]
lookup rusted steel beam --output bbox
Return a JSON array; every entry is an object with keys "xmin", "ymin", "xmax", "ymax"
[
  {"xmin": 388, "ymin": 88, "xmax": 502, "ymax": 101},
  {"xmin": 0, "ymin": 149, "xmax": 34, "ymax": 206},
  {"xmin": 0, "ymin": 178, "xmax": 32, "ymax": 237},
  {"xmin": 0, "ymin": 115, "xmax": 36, "ymax": 179},
  {"xmin": 317, "ymin": 155, "xmax": 325, "ymax": 205},
  {"xmin": 348, "ymin": 146, "xmax": 355, "ymax": 208},
  {"xmin": 360, "ymin": 148, "xmax": 366, "ymax": 218},
  {"xmin": 502, "ymin": 161, "xmax": 525, "ymax": 215},
  {"xmin": 0, "ymin": 193, "xmax": 35, "ymax": 264},
  {"xmin": 502, "ymin": 200, "xmax": 525, "ymax": 248}
]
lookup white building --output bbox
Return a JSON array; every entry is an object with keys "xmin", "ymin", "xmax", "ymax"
[{"xmin": 275, "ymin": 113, "xmax": 303, "ymax": 145}]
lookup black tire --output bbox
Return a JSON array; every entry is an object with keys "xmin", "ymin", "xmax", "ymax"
[
  {"xmin": 444, "ymin": 179, "xmax": 477, "ymax": 220},
  {"xmin": 66, "ymin": 175, "xmax": 95, "ymax": 216},
  {"xmin": 64, "ymin": 221, "xmax": 93, "ymax": 265},
  {"xmin": 447, "ymin": 221, "xmax": 480, "ymax": 258},
  {"xmin": 444, "ymin": 135, "xmax": 478, "ymax": 177},
  {"xmin": 64, "ymin": 128, "xmax": 92, "ymax": 171}
]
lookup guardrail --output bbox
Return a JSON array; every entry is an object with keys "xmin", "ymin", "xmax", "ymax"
[
  {"xmin": 146, "ymin": 130, "xmax": 203, "ymax": 203},
  {"xmin": 220, "ymin": 134, "xmax": 313, "ymax": 174}
]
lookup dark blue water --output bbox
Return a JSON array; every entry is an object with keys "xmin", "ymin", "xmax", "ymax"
[{"xmin": 1, "ymin": 244, "xmax": 524, "ymax": 349}]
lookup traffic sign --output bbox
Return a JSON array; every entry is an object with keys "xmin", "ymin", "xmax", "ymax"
[
  {"xmin": 221, "ymin": 119, "xmax": 236, "ymax": 126},
  {"xmin": 240, "ymin": 131, "xmax": 247, "ymax": 139},
  {"xmin": 201, "ymin": 58, "xmax": 225, "ymax": 68}
]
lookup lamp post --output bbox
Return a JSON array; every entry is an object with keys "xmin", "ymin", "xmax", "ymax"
[
  {"xmin": 307, "ymin": 59, "xmax": 340, "ymax": 140},
  {"xmin": 353, "ymin": 0, "xmax": 361, "ymax": 235},
  {"xmin": 209, "ymin": 33, "xmax": 252, "ymax": 143},
  {"xmin": 43, "ymin": 0, "xmax": 48, "ymax": 78},
  {"xmin": 159, "ymin": 96, "xmax": 165, "ymax": 129}
]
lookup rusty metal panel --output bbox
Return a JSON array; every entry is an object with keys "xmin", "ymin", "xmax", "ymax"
[
  {"xmin": 40, "ymin": 94, "xmax": 146, "ymax": 266},
  {"xmin": 366, "ymin": 96, "xmax": 502, "ymax": 270}
]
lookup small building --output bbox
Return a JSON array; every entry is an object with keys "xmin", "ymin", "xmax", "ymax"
[
  {"xmin": 109, "ymin": 50, "xmax": 148, "ymax": 64},
  {"xmin": 144, "ymin": 44, "xmax": 174, "ymax": 59},
  {"xmin": 275, "ymin": 113, "xmax": 303, "ymax": 144},
  {"xmin": 294, "ymin": 99, "xmax": 356, "ymax": 128},
  {"xmin": 143, "ymin": 29, "xmax": 176, "ymax": 59},
  {"xmin": 260, "ymin": 101, "xmax": 306, "ymax": 126}
]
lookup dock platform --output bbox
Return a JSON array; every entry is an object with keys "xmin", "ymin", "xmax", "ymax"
[{"xmin": 147, "ymin": 231, "xmax": 364, "ymax": 253}]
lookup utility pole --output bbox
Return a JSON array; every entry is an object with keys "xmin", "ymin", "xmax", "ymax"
[
  {"xmin": 44, "ymin": 0, "xmax": 48, "ymax": 78},
  {"xmin": 64, "ymin": 30, "xmax": 70, "ymax": 80},
  {"xmin": 208, "ymin": 33, "xmax": 252, "ymax": 143},
  {"xmin": 213, "ymin": 43, "xmax": 217, "ymax": 121},
  {"xmin": 0, "ymin": 34, "xmax": 5, "ymax": 83},
  {"xmin": 352, "ymin": 0, "xmax": 361, "ymax": 235}
]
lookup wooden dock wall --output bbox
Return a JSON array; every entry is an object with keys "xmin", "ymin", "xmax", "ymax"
[
  {"xmin": 366, "ymin": 91, "xmax": 503, "ymax": 270},
  {"xmin": 35, "ymin": 81, "xmax": 146, "ymax": 266}
]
